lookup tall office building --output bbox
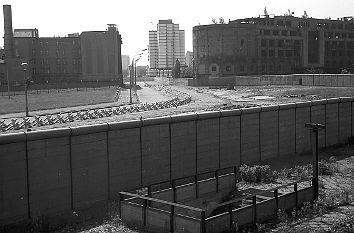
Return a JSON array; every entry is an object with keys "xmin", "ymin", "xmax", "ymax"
[{"xmin": 148, "ymin": 19, "xmax": 185, "ymax": 77}]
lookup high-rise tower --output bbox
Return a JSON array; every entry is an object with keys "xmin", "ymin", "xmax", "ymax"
[{"xmin": 148, "ymin": 19, "xmax": 185, "ymax": 77}]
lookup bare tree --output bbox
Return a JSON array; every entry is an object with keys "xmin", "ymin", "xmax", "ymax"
[
  {"xmin": 264, "ymin": 7, "xmax": 268, "ymax": 16},
  {"xmin": 219, "ymin": 17, "xmax": 225, "ymax": 24},
  {"xmin": 212, "ymin": 18, "xmax": 217, "ymax": 24},
  {"xmin": 285, "ymin": 9, "xmax": 293, "ymax": 16},
  {"xmin": 302, "ymin": 10, "xmax": 309, "ymax": 18}
]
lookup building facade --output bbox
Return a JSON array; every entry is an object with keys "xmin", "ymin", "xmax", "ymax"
[
  {"xmin": 185, "ymin": 51, "xmax": 193, "ymax": 67},
  {"xmin": 193, "ymin": 15, "xmax": 354, "ymax": 78},
  {"xmin": 148, "ymin": 19, "xmax": 185, "ymax": 77},
  {"xmin": 2, "ymin": 5, "xmax": 123, "ymax": 85}
]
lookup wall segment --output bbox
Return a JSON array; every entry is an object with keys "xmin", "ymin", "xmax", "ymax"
[{"xmin": 1, "ymin": 97, "xmax": 354, "ymax": 226}]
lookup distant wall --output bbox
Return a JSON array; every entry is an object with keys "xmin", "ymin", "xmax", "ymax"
[
  {"xmin": 188, "ymin": 74, "xmax": 354, "ymax": 87},
  {"xmin": 1, "ymin": 97, "xmax": 354, "ymax": 226}
]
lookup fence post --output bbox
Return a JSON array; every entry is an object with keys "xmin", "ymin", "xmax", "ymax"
[
  {"xmin": 233, "ymin": 166, "xmax": 237, "ymax": 187},
  {"xmin": 252, "ymin": 195, "xmax": 257, "ymax": 224},
  {"xmin": 143, "ymin": 199, "xmax": 147, "ymax": 227},
  {"xmin": 294, "ymin": 183, "xmax": 298, "ymax": 208},
  {"xmin": 195, "ymin": 175, "xmax": 199, "ymax": 199},
  {"xmin": 147, "ymin": 186, "xmax": 152, "ymax": 207},
  {"xmin": 215, "ymin": 170, "xmax": 219, "ymax": 193},
  {"xmin": 229, "ymin": 203, "xmax": 233, "ymax": 230},
  {"xmin": 170, "ymin": 205, "xmax": 175, "ymax": 233},
  {"xmin": 172, "ymin": 180, "xmax": 176, "ymax": 203},
  {"xmin": 118, "ymin": 193, "xmax": 123, "ymax": 217},
  {"xmin": 274, "ymin": 189, "xmax": 279, "ymax": 215},
  {"xmin": 201, "ymin": 210, "xmax": 206, "ymax": 233}
]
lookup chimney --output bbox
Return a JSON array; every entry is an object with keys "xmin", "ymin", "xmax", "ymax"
[{"xmin": 3, "ymin": 5, "xmax": 14, "ymax": 58}]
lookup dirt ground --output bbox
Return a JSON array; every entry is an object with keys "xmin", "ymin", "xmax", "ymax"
[{"xmin": 2, "ymin": 78, "xmax": 354, "ymax": 133}]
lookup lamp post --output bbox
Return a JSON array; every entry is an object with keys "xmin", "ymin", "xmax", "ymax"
[
  {"xmin": 128, "ymin": 48, "xmax": 147, "ymax": 104},
  {"xmin": 21, "ymin": 62, "xmax": 29, "ymax": 117},
  {"xmin": 305, "ymin": 122, "xmax": 325, "ymax": 200},
  {"xmin": 129, "ymin": 64, "xmax": 133, "ymax": 104}
]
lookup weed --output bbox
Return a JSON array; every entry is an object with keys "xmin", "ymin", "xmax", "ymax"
[
  {"xmin": 239, "ymin": 164, "xmax": 277, "ymax": 183},
  {"xmin": 329, "ymin": 212, "xmax": 354, "ymax": 233},
  {"xmin": 319, "ymin": 156, "xmax": 338, "ymax": 175}
]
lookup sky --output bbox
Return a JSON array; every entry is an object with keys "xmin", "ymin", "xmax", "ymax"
[{"xmin": 1, "ymin": 0, "xmax": 354, "ymax": 65}]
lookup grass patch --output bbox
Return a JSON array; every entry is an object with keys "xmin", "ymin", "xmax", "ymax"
[{"xmin": 0, "ymin": 87, "xmax": 118, "ymax": 114}]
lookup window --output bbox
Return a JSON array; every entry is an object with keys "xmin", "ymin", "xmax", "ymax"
[
  {"xmin": 226, "ymin": 66, "xmax": 231, "ymax": 72},
  {"xmin": 264, "ymin": 30, "xmax": 270, "ymax": 36},
  {"xmin": 241, "ymin": 39, "xmax": 244, "ymax": 46},
  {"xmin": 261, "ymin": 50, "xmax": 267, "ymax": 57},
  {"xmin": 285, "ymin": 21, "xmax": 291, "ymax": 27},
  {"xmin": 290, "ymin": 31, "xmax": 296, "ymax": 36},
  {"xmin": 261, "ymin": 39, "xmax": 266, "ymax": 47},
  {"xmin": 286, "ymin": 50, "xmax": 292, "ymax": 57},
  {"xmin": 240, "ymin": 65, "xmax": 244, "ymax": 72},
  {"xmin": 281, "ymin": 30, "xmax": 288, "ymax": 36},
  {"xmin": 211, "ymin": 66, "xmax": 217, "ymax": 71},
  {"xmin": 273, "ymin": 30, "xmax": 279, "ymax": 36},
  {"xmin": 269, "ymin": 40, "xmax": 275, "ymax": 47},
  {"xmin": 269, "ymin": 50, "xmax": 275, "ymax": 57},
  {"xmin": 278, "ymin": 50, "xmax": 284, "ymax": 57}
]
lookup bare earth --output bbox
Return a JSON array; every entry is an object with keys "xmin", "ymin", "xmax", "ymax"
[{"xmin": 1, "ymin": 77, "xmax": 354, "ymax": 133}]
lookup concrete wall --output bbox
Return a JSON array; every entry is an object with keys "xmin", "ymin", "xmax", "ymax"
[
  {"xmin": 188, "ymin": 74, "xmax": 354, "ymax": 87},
  {"xmin": 1, "ymin": 97, "xmax": 354, "ymax": 226}
]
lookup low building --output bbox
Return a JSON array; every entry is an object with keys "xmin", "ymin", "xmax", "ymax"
[
  {"xmin": 193, "ymin": 15, "xmax": 354, "ymax": 78},
  {"xmin": 2, "ymin": 5, "xmax": 123, "ymax": 85}
]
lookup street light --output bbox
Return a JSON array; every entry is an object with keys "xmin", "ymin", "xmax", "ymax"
[
  {"xmin": 21, "ymin": 62, "xmax": 29, "ymax": 117},
  {"xmin": 129, "ymin": 48, "xmax": 147, "ymax": 104}
]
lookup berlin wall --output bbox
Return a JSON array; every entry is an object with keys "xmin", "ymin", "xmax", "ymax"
[{"xmin": 1, "ymin": 97, "xmax": 354, "ymax": 226}]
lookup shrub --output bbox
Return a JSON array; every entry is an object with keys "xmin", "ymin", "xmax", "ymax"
[
  {"xmin": 319, "ymin": 156, "xmax": 338, "ymax": 176},
  {"xmin": 239, "ymin": 164, "xmax": 277, "ymax": 183}
]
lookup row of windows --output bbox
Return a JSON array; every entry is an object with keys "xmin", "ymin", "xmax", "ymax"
[
  {"xmin": 36, "ymin": 49, "xmax": 81, "ymax": 57},
  {"xmin": 325, "ymin": 32, "xmax": 354, "ymax": 39},
  {"xmin": 260, "ymin": 29, "xmax": 302, "ymax": 37},
  {"xmin": 261, "ymin": 39, "xmax": 301, "ymax": 47},
  {"xmin": 38, "ymin": 40, "xmax": 80, "ymax": 47},
  {"xmin": 35, "ymin": 67, "xmax": 81, "ymax": 74},
  {"xmin": 325, "ymin": 49, "xmax": 354, "ymax": 57},
  {"xmin": 213, "ymin": 63, "xmax": 292, "ymax": 73},
  {"xmin": 261, "ymin": 49, "xmax": 300, "ymax": 57}
]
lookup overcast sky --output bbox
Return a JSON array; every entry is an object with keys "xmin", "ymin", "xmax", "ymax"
[{"xmin": 1, "ymin": 0, "xmax": 354, "ymax": 65}]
